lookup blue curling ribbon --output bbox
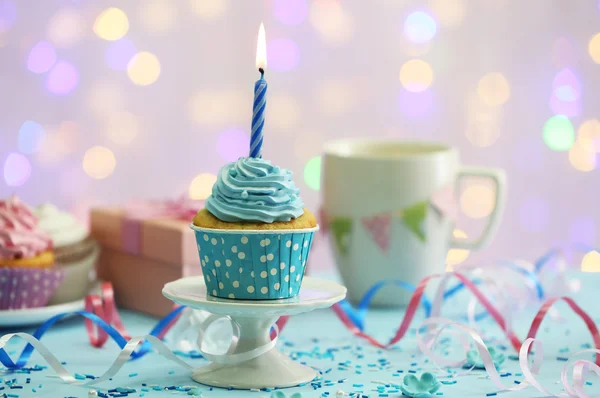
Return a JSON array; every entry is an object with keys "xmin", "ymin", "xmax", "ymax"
[
  {"xmin": 338, "ymin": 280, "xmax": 432, "ymax": 331},
  {"xmin": 0, "ymin": 306, "xmax": 186, "ymax": 369},
  {"xmin": 534, "ymin": 248, "xmax": 560, "ymax": 273}
]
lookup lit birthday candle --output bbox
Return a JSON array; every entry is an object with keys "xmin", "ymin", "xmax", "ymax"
[{"xmin": 250, "ymin": 23, "xmax": 268, "ymax": 158}]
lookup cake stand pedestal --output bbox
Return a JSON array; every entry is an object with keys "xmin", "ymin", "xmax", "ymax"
[{"xmin": 162, "ymin": 276, "xmax": 346, "ymax": 390}]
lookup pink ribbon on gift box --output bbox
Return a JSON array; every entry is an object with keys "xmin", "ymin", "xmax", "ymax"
[{"xmin": 121, "ymin": 196, "xmax": 203, "ymax": 255}]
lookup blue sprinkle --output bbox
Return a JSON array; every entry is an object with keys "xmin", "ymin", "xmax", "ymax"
[
  {"xmin": 32, "ymin": 388, "xmax": 36, "ymax": 393},
  {"xmin": 128, "ymin": 372, "xmax": 138, "ymax": 377},
  {"xmin": 486, "ymin": 393, "xmax": 497, "ymax": 397},
  {"xmin": 556, "ymin": 356, "xmax": 569, "ymax": 361},
  {"xmin": 353, "ymin": 383, "xmax": 364, "ymax": 387},
  {"xmin": 441, "ymin": 380, "xmax": 456, "ymax": 385},
  {"xmin": 408, "ymin": 370, "xmax": 417, "ymax": 374},
  {"xmin": 74, "ymin": 373, "xmax": 86, "ymax": 380},
  {"xmin": 508, "ymin": 355, "xmax": 519, "ymax": 361},
  {"xmin": 168, "ymin": 370, "xmax": 175, "ymax": 374},
  {"xmin": 586, "ymin": 381, "xmax": 593, "ymax": 386},
  {"xmin": 514, "ymin": 381, "xmax": 521, "ymax": 385}
]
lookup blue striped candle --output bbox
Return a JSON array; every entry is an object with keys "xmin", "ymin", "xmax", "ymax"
[{"xmin": 250, "ymin": 69, "xmax": 267, "ymax": 158}]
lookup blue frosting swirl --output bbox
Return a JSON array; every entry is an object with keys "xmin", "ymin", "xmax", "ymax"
[{"xmin": 205, "ymin": 157, "xmax": 305, "ymax": 223}]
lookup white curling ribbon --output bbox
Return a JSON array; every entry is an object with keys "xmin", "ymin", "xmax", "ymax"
[
  {"xmin": 417, "ymin": 318, "xmax": 600, "ymax": 397},
  {"xmin": 169, "ymin": 308, "xmax": 234, "ymax": 353},
  {"xmin": 0, "ymin": 314, "xmax": 279, "ymax": 387},
  {"xmin": 0, "ymin": 333, "xmax": 193, "ymax": 386}
]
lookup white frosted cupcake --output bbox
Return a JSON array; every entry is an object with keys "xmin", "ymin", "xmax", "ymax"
[{"xmin": 35, "ymin": 204, "xmax": 99, "ymax": 304}]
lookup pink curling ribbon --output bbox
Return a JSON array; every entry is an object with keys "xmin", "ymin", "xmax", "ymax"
[
  {"xmin": 277, "ymin": 271, "xmax": 599, "ymax": 362},
  {"xmin": 85, "ymin": 282, "xmax": 181, "ymax": 348},
  {"xmin": 121, "ymin": 196, "xmax": 202, "ymax": 255}
]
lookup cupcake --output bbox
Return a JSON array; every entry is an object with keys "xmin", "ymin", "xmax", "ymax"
[
  {"xmin": 35, "ymin": 204, "xmax": 99, "ymax": 304},
  {"xmin": 192, "ymin": 157, "xmax": 318, "ymax": 300},
  {"xmin": 0, "ymin": 196, "xmax": 64, "ymax": 309}
]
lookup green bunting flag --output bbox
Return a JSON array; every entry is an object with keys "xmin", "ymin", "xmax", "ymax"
[
  {"xmin": 329, "ymin": 217, "xmax": 353, "ymax": 256},
  {"xmin": 399, "ymin": 200, "xmax": 428, "ymax": 242}
]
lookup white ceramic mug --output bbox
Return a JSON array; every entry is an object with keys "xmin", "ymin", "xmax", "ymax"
[{"xmin": 322, "ymin": 139, "xmax": 506, "ymax": 307}]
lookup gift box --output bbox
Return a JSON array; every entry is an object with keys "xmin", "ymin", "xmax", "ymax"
[{"xmin": 90, "ymin": 202, "xmax": 201, "ymax": 317}]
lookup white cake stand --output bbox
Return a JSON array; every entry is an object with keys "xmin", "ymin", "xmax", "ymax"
[{"xmin": 162, "ymin": 276, "xmax": 346, "ymax": 390}]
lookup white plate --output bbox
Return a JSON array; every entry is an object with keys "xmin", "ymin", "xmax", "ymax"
[{"xmin": 0, "ymin": 282, "xmax": 101, "ymax": 328}]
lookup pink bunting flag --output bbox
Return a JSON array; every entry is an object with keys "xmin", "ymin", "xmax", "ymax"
[
  {"xmin": 430, "ymin": 184, "xmax": 458, "ymax": 221},
  {"xmin": 361, "ymin": 213, "xmax": 392, "ymax": 252}
]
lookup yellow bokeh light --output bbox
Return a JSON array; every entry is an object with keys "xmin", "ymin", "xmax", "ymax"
[
  {"xmin": 582, "ymin": 250, "xmax": 600, "ymax": 272},
  {"xmin": 47, "ymin": 7, "xmax": 84, "ymax": 48},
  {"xmin": 578, "ymin": 119, "xmax": 600, "ymax": 153},
  {"xmin": 189, "ymin": 173, "xmax": 217, "ymax": 200},
  {"xmin": 588, "ymin": 33, "xmax": 600, "ymax": 64},
  {"xmin": 187, "ymin": 90, "xmax": 247, "ymax": 127},
  {"xmin": 189, "ymin": 0, "xmax": 228, "ymax": 19},
  {"xmin": 399, "ymin": 60, "xmax": 433, "ymax": 93},
  {"xmin": 477, "ymin": 73, "xmax": 510, "ymax": 106},
  {"xmin": 82, "ymin": 146, "xmax": 117, "ymax": 180},
  {"xmin": 140, "ymin": 0, "xmax": 177, "ymax": 33},
  {"xmin": 309, "ymin": 0, "xmax": 354, "ymax": 45},
  {"xmin": 37, "ymin": 121, "xmax": 79, "ymax": 164},
  {"xmin": 430, "ymin": 0, "xmax": 466, "ymax": 28},
  {"xmin": 293, "ymin": 132, "xmax": 324, "ymax": 160},
  {"xmin": 316, "ymin": 80, "xmax": 357, "ymax": 114},
  {"xmin": 465, "ymin": 93, "xmax": 503, "ymax": 147},
  {"xmin": 446, "ymin": 229, "xmax": 470, "ymax": 270},
  {"xmin": 127, "ymin": 51, "xmax": 161, "ymax": 86},
  {"xmin": 93, "ymin": 8, "xmax": 129, "ymax": 41},
  {"xmin": 87, "ymin": 82, "xmax": 126, "ymax": 116},
  {"xmin": 460, "ymin": 184, "xmax": 495, "ymax": 219},
  {"xmin": 107, "ymin": 111, "xmax": 139, "ymax": 146},
  {"xmin": 266, "ymin": 94, "xmax": 300, "ymax": 132},
  {"xmin": 568, "ymin": 141, "xmax": 596, "ymax": 172}
]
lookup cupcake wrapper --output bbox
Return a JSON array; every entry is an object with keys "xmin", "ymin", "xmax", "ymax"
[
  {"xmin": 193, "ymin": 227, "xmax": 317, "ymax": 300},
  {"xmin": 0, "ymin": 267, "xmax": 65, "ymax": 310}
]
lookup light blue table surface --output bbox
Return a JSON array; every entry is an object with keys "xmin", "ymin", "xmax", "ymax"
[{"xmin": 1, "ymin": 271, "xmax": 599, "ymax": 398}]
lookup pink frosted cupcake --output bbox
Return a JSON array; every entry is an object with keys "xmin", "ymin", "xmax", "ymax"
[{"xmin": 0, "ymin": 197, "xmax": 64, "ymax": 310}]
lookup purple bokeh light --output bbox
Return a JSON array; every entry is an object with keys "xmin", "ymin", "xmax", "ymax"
[
  {"xmin": 549, "ymin": 94, "xmax": 580, "ymax": 117},
  {"xmin": 217, "ymin": 129, "xmax": 250, "ymax": 162},
  {"xmin": 519, "ymin": 197, "xmax": 550, "ymax": 231},
  {"xmin": 273, "ymin": 0, "xmax": 308, "ymax": 25},
  {"xmin": 46, "ymin": 60, "xmax": 79, "ymax": 95},
  {"xmin": 267, "ymin": 38, "xmax": 300, "ymax": 72},
  {"xmin": 398, "ymin": 89, "xmax": 434, "ymax": 118},
  {"xmin": 18, "ymin": 120, "xmax": 45, "ymax": 154},
  {"xmin": 552, "ymin": 68, "xmax": 580, "ymax": 102},
  {"xmin": 27, "ymin": 41, "xmax": 57, "ymax": 74},
  {"xmin": 105, "ymin": 39, "xmax": 137, "ymax": 71},
  {"xmin": 568, "ymin": 217, "xmax": 596, "ymax": 247},
  {"xmin": 0, "ymin": 1, "xmax": 16, "ymax": 32},
  {"xmin": 3, "ymin": 153, "xmax": 31, "ymax": 187}
]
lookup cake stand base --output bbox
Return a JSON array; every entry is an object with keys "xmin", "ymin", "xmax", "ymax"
[{"xmin": 162, "ymin": 276, "xmax": 346, "ymax": 390}]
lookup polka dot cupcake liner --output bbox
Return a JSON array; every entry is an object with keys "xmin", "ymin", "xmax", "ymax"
[
  {"xmin": 191, "ymin": 225, "xmax": 318, "ymax": 300},
  {"xmin": 0, "ymin": 267, "xmax": 65, "ymax": 310}
]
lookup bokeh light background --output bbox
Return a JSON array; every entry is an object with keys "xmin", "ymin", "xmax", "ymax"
[{"xmin": 1, "ymin": 0, "xmax": 600, "ymax": 271}]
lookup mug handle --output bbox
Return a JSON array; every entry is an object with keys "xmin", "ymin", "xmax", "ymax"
[{"xmin": 449, "ymin": 166, "xmax": 507, "ymax": 251}]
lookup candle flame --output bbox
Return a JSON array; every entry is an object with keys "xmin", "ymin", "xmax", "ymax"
[{"xmin": 256, "ymin": 23, "xmax": 267, "ymax": 70}]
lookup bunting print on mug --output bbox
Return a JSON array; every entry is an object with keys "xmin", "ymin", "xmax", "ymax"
[{"xmin": 324, "ymin": 185, "xmax": 458, "ymax": 256}]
